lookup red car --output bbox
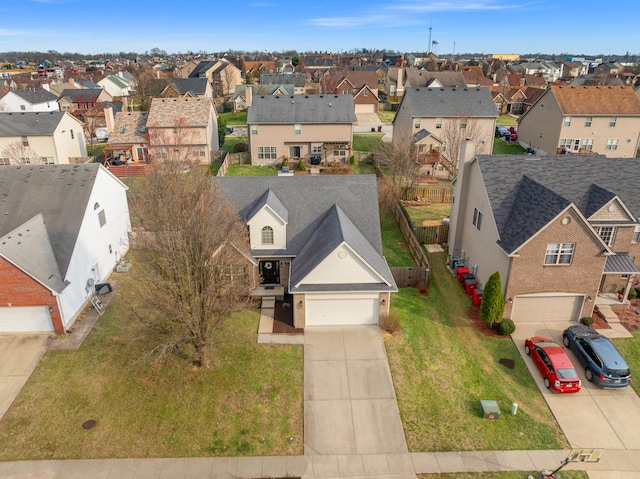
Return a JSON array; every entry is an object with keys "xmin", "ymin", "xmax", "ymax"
[{"xmin": 524, "ymin": 337, "xmax": 581, "ymax": 393}]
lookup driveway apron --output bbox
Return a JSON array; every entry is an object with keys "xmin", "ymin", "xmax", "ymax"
[
  {"xmin": 303, "ymin": 325, "xmax": 408, "ymax": 456},
  {"xmin": 513, "ymin": 321, "xmax": 640, "ymax": 450}
]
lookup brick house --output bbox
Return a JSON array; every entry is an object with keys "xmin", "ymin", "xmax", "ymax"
[
  {"xmin": 0, "ymin": 164, "xmax": 131, "ymax": 333},
  {"xmin": 449, "ymin": 142, "xmax": 640, "ymax": 323}
]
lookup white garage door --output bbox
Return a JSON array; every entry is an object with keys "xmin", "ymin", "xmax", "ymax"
[
  {"xmin": 305, "ymin": 294, "xmax": 379, "ymax": 326},
  {"xmin": 511, "ymin": 294, "xmax": 584, "ymax": 322},
  {"xmin": 0, "ymin": 306, "xmax": 53, "ymax": 332},
  {"xmin": 355, "ymin": 104, "xmax": 376, "ymax": 113}
]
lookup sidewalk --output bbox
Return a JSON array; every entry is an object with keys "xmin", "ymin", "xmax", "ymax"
[{"xmin": 1, "ymin": 449, "xmax": 639, "ymax": 478}]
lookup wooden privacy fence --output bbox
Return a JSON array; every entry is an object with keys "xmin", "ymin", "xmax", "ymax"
[
  {"xmin": 390, "ymin": 267, "xmax": 429, "ymax": 288},
  {"xmin": 391, "ymin": 200, "xmax": 430, "ymax": 287},
  {"xmin": 402, "ymin": 185, "xmax": 452, "ymax": 203},
  {"xmin": 414, "ymin": 223, "xmax": 449, "ymax": 245}
]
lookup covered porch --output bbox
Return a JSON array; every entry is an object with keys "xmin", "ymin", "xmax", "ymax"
[{"xmin": 596, "ymin": 254, "xmax": 640, "ymax": 306}]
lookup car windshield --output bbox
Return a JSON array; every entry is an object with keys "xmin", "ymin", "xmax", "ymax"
[
  {"xmin": 557, "ymin": 368, "xmax": 578, "ymax": 379},
  {"xmin": 538, "ymin": 341, "xmax": 560, "ymax": 348}
]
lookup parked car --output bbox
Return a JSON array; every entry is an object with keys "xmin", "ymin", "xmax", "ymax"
[
  {"xmin": 495, "ymin": 125, "xmax": 510, "ymax": 139},
  {"xmin": 226, "ymin": 126, "xmax": 234, "ymax": 133},
  {"xmin": 524, "ymin": 336, "xmax": 581, "ymax": 393},
  {"xmin": 562, "ymin": 325, "xmax": 631, "ymax": 388},
  {"xmin": 508, "ymin": 126, "xmax": 518, "ymax": 141}
]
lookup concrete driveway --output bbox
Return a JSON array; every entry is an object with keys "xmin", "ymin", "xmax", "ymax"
[
  {"xmin": 512, "ymin": 321, "xmax": 640, "ymax": 450},
  {"xmin": 0, "ymin": 334, "xmax": 49, "ymax": 419},
  {"xmin": 304, "ymin": 326, "xmax": 408, "ymax": 456}
]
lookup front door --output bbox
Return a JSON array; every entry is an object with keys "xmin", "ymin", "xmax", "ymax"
[
  {"xmin": 259, "ymin": 260, "xmax": 280, "ymax": 285},
  {"xmin": 290, "ymin": 146, "xmax": 301, "ymax": 158}
]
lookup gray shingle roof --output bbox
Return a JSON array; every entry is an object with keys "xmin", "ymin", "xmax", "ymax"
[
  {"xmin": 12, "ymin": 88, "xmax": 58, "ymax": 104},
  {"xmin": 0, "ymin": 111, "xmax": 66, "ymax": 136},
  {"xmin": 249, "ymin": 189, "xmax": 288, "ymax": 223},
  {"xmin": 412, "ymin": 129, "xmax": 433, "ymax": 142},
  {"xmin": 477, "ymin": 155, "xmax": 640, "ymax": 254},
  {"xmin": 399, "ymin": 87, "xmax": 498, "ymax": 118},
  {"xmin": 0, "ymin": 164, "xmax": 101, "ymax": 277},
  {"xmin": 59, "ymin": 88, "xmax": 103, "ymax": 103},
  {"xmin": 216, "ymin": 175, "xmax": 395, "ymax": 292},
  {"xmin": 0, "ymin": 214, "xmax": 68, "ymax": 292},
  {"xmin": 188, "ymin": 61, "xmax": 217, "ymax": 78},
  {"xmin": 259, "ymin": 73, "xmax": 306, "ymax": 88},
  {"xmin": 169, "ymin": 78, "xmax": 209, "ymax": 96},
  {"xmin": 248, "ymin": 94, "xmax": 356, "ymax": 124}
]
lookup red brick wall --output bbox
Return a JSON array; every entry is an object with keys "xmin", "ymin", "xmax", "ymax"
[
  {"xmin": 0, "ymin": 256, "xmax": 64, "ymax": 334},
  {"xmin": 504, "ymin": 209, "xmax": 604, "ymax": 319}
]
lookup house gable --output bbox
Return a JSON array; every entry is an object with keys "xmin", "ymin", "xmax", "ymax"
[
  {"xmin": 247, "ymin": 205, "xmax": 287, "ymax": 251},
  {"xmin": 589, "ymin": 197, "xmax": 636, "ymax": 223}
]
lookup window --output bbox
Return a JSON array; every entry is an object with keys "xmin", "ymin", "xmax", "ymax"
[
  {"xmin": 460, "ymin": 119, "xmax": 467, "ymax": 129},
  {"xmin": 294, "ymin": 124, "xmax": 301, "ymax": 135},
  {"xmin": 581, "ymin": 138, "xmax": 594, "ymax": 151},
  {"xmin": 21, "ymin": 136, "xmax": 28, "ymax": 147},
  {"xmin": 22, "ymin": 157, "xmax": 31, "ymax": 164},
  {"xmin": 257, "ymin": 146, "xmax": 277, "ymax": 159},
  {"xmin": 70, "ymin": 129, "xmax": 74, "ymax": 140},
  {"xmin": 20, "ymin": 105, "xmax": 25, "ymax": 111},
  {"xmin": 606, "ymin": 138, "xmax": 619, "ymax": 150},
  {"xmin": 632, "ymin": 226, "xmax": 640, "ymax": 244},
  {"xmin": 545, "ymin": 243, "xmax": 575, "ymax": 265},
  {"xmin": 609, "ymin": 116, "xmax": 617, "ymax": 127},
  {"xmin": 564, "ymin": 116, "xmax": 572, "ymax": 127},
  {"xmin": 573, "ymin": 139, "xmax": 580, "ymax": 151},
  {"xmin": 198, "ymin": 146, "xmax": 206, "ymax": 157},
  {"xmin": 251, "ymin": 124, "xmax": 258, "ymax": 135},
  {"xmin": 414, "ymin": 118, "xmax": 421, "ymax": 129},
  {"xmin": 585, "ymin": 116, "xmax": 592, "ymax": 127},
  {"xmin": 435, "ymin": 117, "xmax": 443, "ymax": 129},
  {"xmin": 363, "ymin": 89, "xmax": 368, "ymax": 96},
  {"xmin": 559, "ymin": 138, "xmax": 572, "ymax": 150},
  {"xmin": 472, "ymin": 207, "xmax": 482, "ymax": 230},
  {"xmin": 98, "ymin": 209, "xmax": 106, "ymax": 228},
  {"xmin": 41, "ymin": 157, "xmax": 54, "ymax": 164},
  {"xmin": 261, "ymin": 226, "xmax": 274, "ymax": 245},
  {"xmin": 334, "ymin": 150, "xmax": 346, "ymax": 156},
  {"xmin": 596, "ymin": 226, "xmax": 616, "ymax": 246},
  {"xmin": 312, "ymin": 145, "xmax": 322, "ymax": 154},
  {"xmin": 0, "ymin": 158, "xmax": 9, "ymax": 166}
]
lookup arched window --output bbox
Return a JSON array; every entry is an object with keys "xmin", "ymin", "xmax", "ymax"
[{"xmin": 261, "ymin": 226, "xmax": 274, "ymax": 245}]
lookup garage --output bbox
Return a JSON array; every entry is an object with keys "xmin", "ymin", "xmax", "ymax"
[
  {"xmin": 0, "ymin": 306, "xmax": 53, "ymax": 333},
  {"xmin": 355, "ymin": 104, "xmax": 377, "ymax": 114},
  {"xmin": 305, "ymin": 293, "xmax": 379, "ymax": 326},
  {"xmin": 511, "ymin": 294, "xmax": 584, "ymax": 322}
]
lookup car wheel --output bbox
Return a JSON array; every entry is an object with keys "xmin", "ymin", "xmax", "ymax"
[
  {"xmin": 544, "ymin": 378, "xmax": 550, "ymax": 389},
  {"xmin": 524, "ymin": 345, "xmax": 530, "ymax": 356},
  {"xmin": 562, "ymin": 335, "xmax": 570, "ymax": 348},
  {"xmin": 585, "ymin": 368, "xmax": 594, "ymax": 382}
]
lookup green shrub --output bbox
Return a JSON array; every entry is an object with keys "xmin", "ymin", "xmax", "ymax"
[
  {"xmin": 297, "ymin": 160, "xmax": 304, "ymax": 171},
  {"xmin": 499, "ymin": 318, "xmax": 516, "ymax": 335},
  {"xmin": 580, "ymin": 316, "xmax": 595, "ymax": 326},
  {"xmin": 480, "ymin": 271, "xmax": 504, "ymax": 327},
  {"xmin": 281, "ymin": 159, "xmax": 287, "ymax": 168},
  {"xmin": 349, "ymin": 155, "xmax": 355, "ymax": 165},
  {"xmin": 380, "ymin": 310, "xmax": 402, "ymax": 334},
  {"xmin": 628, "ymin": 287, "xmax": 638, "ymax": 299}
]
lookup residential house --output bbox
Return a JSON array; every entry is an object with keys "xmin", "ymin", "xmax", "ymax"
[
  {"xmin": 243, "ymin": 60, "xmax": 277, "ymax": 82},
  {"xmin": 247, "ymin": 94, "xmax": 355, "ymax": 166},
  {"xmin": 97, "ymin": 72, "xmax": 135, "ymax": 99},
  {"xmin": 260, "ymin": 73, "xmax": 307, "ymax": 94},
  {"xmin": 517, "ymin": 85, "xmax": 640, "ymax": 158},
  {"xmin": 0, "ymin": 88, "xmax": 59, "ymax": 112},
  {"xmin": 393, "ymin": 87, "xmax": 498, "ymax": 173},
  {"xmin": 58, "ymin": 88, "xmax": 113, "ymax": 118},
  {"xmin": 385, "ymin": 67, "xmax": 466, "ymax": 99},
  {"xmin": 232, "ymin": 84, "xmax": 295, "ymax": 112},
  {"xmin": 322, "ymin": 70, "xmax": 380, "ymax": 113},
  {"xmin": 103, "ymin": 111, "xmax": 150, "ymax": 164},
  {"xmin": 188, "ymin": 60, "xmax": 242, "ymax": 97},
  {"xmin": 160, "ymin": 78, "xmax": 212, "ymax": 98},
  {"xmin": 0, "ymin": 163, "xmax": 130, "ymax": 333},
  {"xmin": 147, "ymin": 97, "xmax": 218, "ymax": 163},
  {"xmin": 216, "ymin": 175, "xmax": 397, "ymax": 328},
  {"xmin": 449, "ymin": 146, "xmax": 640, "ymax": 323},
  {"xmin": 0, "ymin": 111, "xmax": 87, "ymax": 164},
  {"xmin": 175, "ymin": 60, "xmax": 199, "ymax": 78},
  {"xmin": 490, "ymin": 87, "xmax": 528, "ymax": 114}
]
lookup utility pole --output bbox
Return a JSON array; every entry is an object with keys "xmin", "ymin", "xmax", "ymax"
[{"xmin": 428, "ymin": 19, "xmax": 432, "ymax": 54}]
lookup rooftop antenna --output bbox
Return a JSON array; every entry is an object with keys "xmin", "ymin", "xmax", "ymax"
[{"xmin": 428, "ymin": 19, "xmax": 432, "ymax": 54}]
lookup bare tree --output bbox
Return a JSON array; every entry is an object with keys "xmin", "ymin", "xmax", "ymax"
[
  {"xmin": 148, "ymin": 115, "xmax": 206, "ymax": 164},
  {"xmin": 377, "ymin": 176, "xmax": 402, "ymax": 226},
  {"xmin": 372, "ymin": 140, "xmax": 423, "ymax": 195},
  {"xmin": 1, "ymin": 141, "xmax": 41, "ymax": 165},
  {"xmin": 439, "ymin": 113, "xmax": 490, "ymax": 175},
  {"xmin": 128, "ymin": 159, "xmax": 253, "ymax": 367}
]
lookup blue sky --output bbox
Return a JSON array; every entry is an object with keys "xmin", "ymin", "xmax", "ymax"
[{"xmin": 1, "ymin": 0, "xmax": 639, "ymax": 56}]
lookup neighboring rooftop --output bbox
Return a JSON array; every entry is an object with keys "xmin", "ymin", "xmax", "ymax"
[
  {"xmin": 248, "ymin": 94, "xmax": 356, "ymax": 124},
  {"xmin": 0, "ymin": 111, "xmax": 67, "ymax": 136}
]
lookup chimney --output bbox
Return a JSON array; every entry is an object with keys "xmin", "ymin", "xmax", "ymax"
[
  {"xmin": 397, "ymin": 67, "xmax": 404, "ymax": 94},
  {"xmin": 104, "ymin": 106, "xmax": 115, "ymax": 134},
  {"xmin": 245, "ymin": 85, "xmax": 253, "ymax": 108},
  {"xmin": 448, "ymin": 138, "xmax": 476, "ymax": 259}
]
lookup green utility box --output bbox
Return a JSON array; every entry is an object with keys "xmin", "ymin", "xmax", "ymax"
[{"xmin": 479, "ymin": 400, "xmax": 500, "ymax": 420}]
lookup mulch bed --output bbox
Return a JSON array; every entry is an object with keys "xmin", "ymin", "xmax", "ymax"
[
  {"xmin": 467, "ymin": 304, "xmax": 503, "ymax": 339},
  {"xmin": 610, "ymin": 298, "xmax": 640, "ymax": 331},
  {"xmin": 272, "ymin": 294, "xmax": 303, "ymax": 334}
]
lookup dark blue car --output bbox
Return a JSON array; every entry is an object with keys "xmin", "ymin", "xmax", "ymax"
[{"xmin": 562, "ymin": 325, "xmax": 631, "ymax": 388}]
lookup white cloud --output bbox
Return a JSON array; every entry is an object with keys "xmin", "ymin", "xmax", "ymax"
[
  {"xmin": 308, "ymin": 14, "xmax": 423, "ymax": 28},
  {"xmin": 388, "ymin": 0, "xmax": 540, "ymax": 12}
]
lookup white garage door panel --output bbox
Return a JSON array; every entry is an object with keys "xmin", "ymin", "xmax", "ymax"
[
  {"xmin": 306, "ymin": 296, "xmax": 378, "ymax": 326},
  {"xmin": 512, "ymin": 295, "xmax": 583, "ymax": 322},
  {"xmin": 355, "ymin": 104, "xmax": 376, "ymax": 113},
  {"xmin": 0, "ymin": 306, "xmax": 53, "ymax": 332}
]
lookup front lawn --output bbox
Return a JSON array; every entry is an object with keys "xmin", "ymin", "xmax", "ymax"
[
  {"xmin": 612, "ymin": 330, "xmax": 640, "ymax": 396},
  {"xmin": 496, "ymin": 114, "xmax": 518, "ymax": 126},
  {"xmin": 219, "ymin": 111, "xmax": 247, "ymax": 126},
  {"xmin": 0, "ymin": 266, "xmax": 303, "ymax": 460},
  {"xmin": 385, "ymin": 252, "xmax": 569, "ymax": 452},
  {"xmin": 378, "ymin": 110, "xmax": 396, "ymax": 124},
  {"xmin": 226, "ymin": 165, "xmax": 279, "ymax": 176},
  {"xmin": 353, "ymin": 133, "xmax": 384, "ymax": 152},
  {"xmin": 493, "ymin": 139, "xmax": 526, "ymax": 155}
]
